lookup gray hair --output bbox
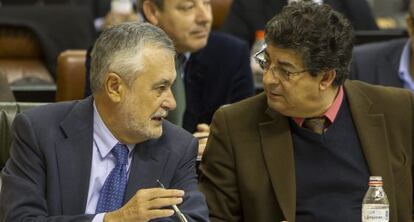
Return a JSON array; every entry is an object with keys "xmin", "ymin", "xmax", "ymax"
[{"xmin": 90, "ymin": 22, "xmax": 175, "ymax": 93}]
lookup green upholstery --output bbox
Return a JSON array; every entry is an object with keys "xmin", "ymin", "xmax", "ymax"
[{"xmin": 0, "ymin": 102, "xmax": 46, "ymax": 169}]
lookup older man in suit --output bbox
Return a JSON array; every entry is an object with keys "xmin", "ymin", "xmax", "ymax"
[
  {"xmin": 199, "ymin": 2, "xmax": 413, "ymax": 221},
  {"xmin": 0, "ymin": 23, "xmax": 208, "ymax": 222},
  {"xmin": 84, "ymin": 0, "xmax": 255, "ymax": 159}
]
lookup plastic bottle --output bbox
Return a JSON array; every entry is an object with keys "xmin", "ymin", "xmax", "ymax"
[
  {"xmin": 362, "ymin": 176, "xmax": 389, "ymax": 222},
  {"xmin": 250, "ymin": 30, "xmax": 265, "ymax": 85},
  {"xmin": 111, "ymin": 0, "xmax": 133, "ymax": 15}
]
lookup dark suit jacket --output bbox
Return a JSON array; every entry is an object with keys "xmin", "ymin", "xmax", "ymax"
[
  {"xmin": 351, "ymin": 38, "xmax": 407, "ymax": 87},
  {"xmin": 182, "ymin": 32, "xmax": 255, "ymax": 132},
  {"xmin": 221, "ymin": 0, "xmax": 378, "ymax": 47},
  {"xmin": 84, "ymin": 32, "xmax": 255, "ymax": 133},
  {"xmin": 199, "ymin": 80, "xmax": 414, "ymax": 222},
  {"xmin": 0, "ymin": 97, "xmax": 208, "ymax": 221}
]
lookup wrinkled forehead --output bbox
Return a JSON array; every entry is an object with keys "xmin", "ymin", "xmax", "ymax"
[{"xmin": 265, "ymin": 44, "xmax": 305, "ymax": 68}]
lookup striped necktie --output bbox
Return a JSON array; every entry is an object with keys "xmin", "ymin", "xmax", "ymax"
[{"xmin": 303, "ymin": 117, "xmax": 326, "ymax": 134}]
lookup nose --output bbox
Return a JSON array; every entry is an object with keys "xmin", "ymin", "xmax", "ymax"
[
  {"xmin": 196, "ymin": 1, "xmax": 212, "ymax": 24},
  {"xmin": 162, "ymin": 88, "xmax": 177, "ymax": 111}
]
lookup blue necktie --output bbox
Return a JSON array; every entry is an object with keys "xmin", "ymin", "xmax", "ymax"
[{"xmin": 95, "ymin": 143, "xmax": 129, "ymax": 213}]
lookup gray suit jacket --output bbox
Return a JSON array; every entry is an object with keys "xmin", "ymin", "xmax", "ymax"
[
  {"xmin": 350, "ymin": 38, "xmax": 407, "ymax": 87},
  {"xmin": 0, "ymin": 97, "xmax": 208, "ymax": 221},
  {"xmin": 199, "ymin": 80, "xmax": 414, "ymax": 221}
]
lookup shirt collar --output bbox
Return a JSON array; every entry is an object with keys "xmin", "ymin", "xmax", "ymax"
[
  {"xmin": 293, "ymin": 86, "xmax": 344, "ymax": 127},
  {"xmin": 93, "ymin": 102, "xmax": 134, "ymax": 159},
  {"xmin": 398, "ymin": 40, "xmax": 414, "ymax": 91}
]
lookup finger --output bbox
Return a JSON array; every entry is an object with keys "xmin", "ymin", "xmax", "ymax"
[
  {"xmin": 137, "ymin": 188, "xmax": 185, "ymax": 201},
  {"xmin": 196, "ymin": 123, "xmax": 210, "ymax": 132},
  {"xmin": 193, "ymin": 132, "xmax": 209, "ymax": 139},
  {"xmin": 146, "ymin": 209, "xmax": 175, "ymax": 220},
  {"xmin": 147, "ymin": 196, "xmax": 183, "ymax": 209}
]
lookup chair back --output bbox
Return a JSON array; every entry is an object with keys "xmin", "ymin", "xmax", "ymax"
[
  {"xmin": 55, "ymin": 50, "xmax": 86, "ymax": 101},
  {"xmin": 0, "ymin": 102, "xmax": 47, "ymax": 168},
  {"xmin": 211, "ymin": 0, "xmax": 233, "ymax": 30}
]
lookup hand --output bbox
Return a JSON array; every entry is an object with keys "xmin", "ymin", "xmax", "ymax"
[
  {"xmin": 103, "ymin": 188, "xmax": 185, "ymax": 222},
  {"xmin": 193, "ymin": 123, "xmax": 210, "ymax": 160}
]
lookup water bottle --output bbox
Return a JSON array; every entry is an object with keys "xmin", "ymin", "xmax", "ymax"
[
  {"xmin": 362, "ymin": 176, "xmax": 389, "ymax": 222},
  {"xmin": 111, "ymin": 0, "xmax": 133, "ymax": 15},
  {"xmin": 251, "ymin": 30, "xmax": 265, "ymax": 85}
]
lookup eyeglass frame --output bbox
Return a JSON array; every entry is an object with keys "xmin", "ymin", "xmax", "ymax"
[{"xmin": 253, "ymin": 45, "xmax": 309, "ymax": 81}]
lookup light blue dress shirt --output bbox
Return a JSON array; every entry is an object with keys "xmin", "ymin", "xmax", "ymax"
[
  {"xmin": 87, "ymin": 102, "xmax": 135, "ymax": 222},
  {"xmin": 398, "ymin": 40, "xmax": 414, "ymax": 91}
]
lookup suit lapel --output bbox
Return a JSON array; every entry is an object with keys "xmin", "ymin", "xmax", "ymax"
[
  {"xmin": 124, "ymin": 139, "xmax": 171, "ymax": 202},
  {"xmin": 186, "ymin": 50, "xmax": 208, "ymax": 100},
  {"xmin": 56, "ymin": 97, "xmax": 94, "ymax": 214},
  {"xmin": 344, "ymin": 81, "xmax": 397, "ymax": 219},
  {"xmin": 259, "ymin": 108, "xmax": 296, "ymax": 222}
]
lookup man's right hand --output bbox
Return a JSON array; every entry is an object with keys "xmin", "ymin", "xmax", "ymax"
[{"xmin": 103, "ymin": 188, "xmax": 185, "ymax": 222}]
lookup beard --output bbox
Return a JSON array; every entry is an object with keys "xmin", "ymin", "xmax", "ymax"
[{"xmin": 118, "ymin": 103, "xmax": 164, "ymax": 143}]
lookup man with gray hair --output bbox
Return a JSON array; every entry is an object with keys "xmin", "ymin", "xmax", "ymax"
[
  {"xmin": 0, "ymin": 22, "xmax": 208, "ymax": 222},
  {"xmin": 84, "ymin": 0, "xmax": 255, "ymax": 160}
]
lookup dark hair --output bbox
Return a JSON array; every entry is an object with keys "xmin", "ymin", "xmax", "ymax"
[
  {"xmin": 137, "ymin": 0, "xmax": 164, "ymax": 20},
  {"xmin": 265, "ymin": 1, "xmax": 354, "ymax": 86}
]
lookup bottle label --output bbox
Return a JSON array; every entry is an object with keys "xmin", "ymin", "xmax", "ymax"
[{"xmin": 362, "ymin": 204, "xmax": 389, "ymax": 222}]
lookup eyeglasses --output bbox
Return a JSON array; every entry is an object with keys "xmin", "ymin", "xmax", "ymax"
[{"xmin": 253, "ymin": 46, "xmax": 308, "ymax": 81}]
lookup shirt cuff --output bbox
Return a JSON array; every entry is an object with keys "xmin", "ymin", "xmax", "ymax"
[{"xmin": 92, "ymin": 213, "xmax": 106, "ymax": 222}]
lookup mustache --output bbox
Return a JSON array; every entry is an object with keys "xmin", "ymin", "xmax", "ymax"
[{"xmin": 151, "ymin": 110, "xmax": 168, "ymax": 119}]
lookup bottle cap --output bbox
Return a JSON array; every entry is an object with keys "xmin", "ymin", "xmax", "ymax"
[
  {"xmin": 255, "ymin": 30, "xmax": 265, "ymax": 40},
  {"xmin": 369, "ymin": 176, "xmax": 383, "ymax": 186},
  {"xmin": 111, "ymin": 0, "xmax": 133, "ymax": 14}
]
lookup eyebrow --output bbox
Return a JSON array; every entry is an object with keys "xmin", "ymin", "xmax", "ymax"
[
  {"xmin": 277, "ymin": 60, "xmax": 297, "ymax": 69},
  {"xmin": 153, "ymin": 78, "xmax": 172, "ymax": 87},
  {"xmin": 180, "ymin": 0, "xmax": 195, "ymax": 3},
  {"xmin": 264, "ymin": 50, "xmax": 297, "ymax": 70}
]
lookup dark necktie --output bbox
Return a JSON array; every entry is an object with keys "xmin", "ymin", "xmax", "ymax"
[
  {"xmin": 303, "ymin": 117, "xmax": 326, "ymax": 135},
  {"xmin": 167, "ymin": 54, "xmax": 187, "ymax": 126},
  {"xmin": 95, "ymin": 143, "xmax": 129, "ymax": 213}
]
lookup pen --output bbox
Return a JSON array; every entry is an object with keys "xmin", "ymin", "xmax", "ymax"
[{"xmin": 156, "ymin": 179, "xmax": 188, "ymax": 222}]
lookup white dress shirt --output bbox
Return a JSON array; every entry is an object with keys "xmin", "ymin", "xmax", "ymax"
[{"xmin": 86, "ymin": 102, "xmax": 135, "ymax": 222}]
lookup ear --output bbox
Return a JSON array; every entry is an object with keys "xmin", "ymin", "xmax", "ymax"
[
  {"xmin": 105, "ymin": 72, "xmax": 125, "ymax": 103},
  {"xmin": 406, "ymin": 15, "xmax": 414, "ymax": 39},
  {"xmin": 319, "ymin": 69, "xmax": 336, "ymax": 90},
  {"xmin": 142, "ymin": 0, "xmax": 161, "ymax": 25}
]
